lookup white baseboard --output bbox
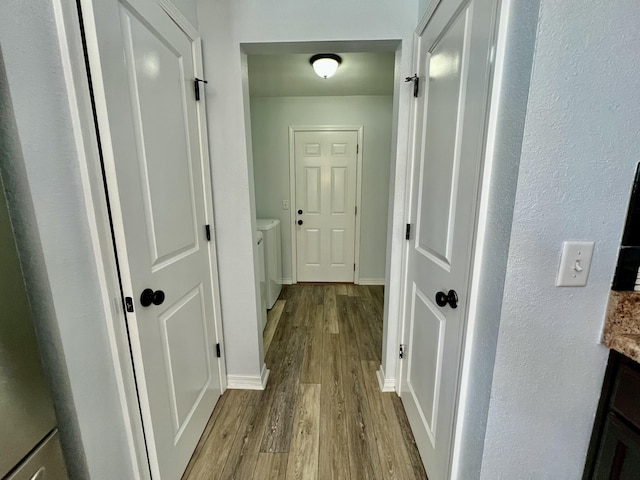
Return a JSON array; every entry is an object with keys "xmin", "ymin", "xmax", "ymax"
[
  {"xmin": 377, "ymin": 366, "xmax": 396, "ymax": 392},
  {"xmin": 282, "ymin": 278, "xmax": 383, "ymax": 286},
  {"xmin": 358, "ymin": 278, "xmax": 385, "ymax": 286},
  {"xmin": 226, "ymin": 364, "xmax": 270, "ymax": 390}
]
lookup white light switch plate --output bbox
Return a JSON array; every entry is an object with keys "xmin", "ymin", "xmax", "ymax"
[
  {"xmin": 282, "ymin": 200, "xmax": 289, "ymax": 210},
  {"xmin": 556, "ymin": 241, "xmax": 595, "ymax": 287}
]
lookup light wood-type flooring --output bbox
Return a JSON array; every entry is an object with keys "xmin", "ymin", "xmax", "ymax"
[{"xmin": 182, "ymin": 283, "xmax": 428, "ymax": 480}]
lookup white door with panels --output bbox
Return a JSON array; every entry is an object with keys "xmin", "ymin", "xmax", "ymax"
[
  {"xmin": 294, "ymin": 130, "xmax": 358, "ymax": 282},
  {"xmin": 400, "ymin": 0, "xmax": 499, "ymax": 479},
  {"xmin": 82, "ymin": 0, "xmax": 224, "ymax": 478}
]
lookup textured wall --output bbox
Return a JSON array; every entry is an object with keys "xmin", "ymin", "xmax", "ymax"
[
  {"xmin": 480, "ymin": 1, "xmax": 640, "ymax": 478},
  {"xmin": 250, "ymin": 95, "xmax": 393, "ymax": 283}
]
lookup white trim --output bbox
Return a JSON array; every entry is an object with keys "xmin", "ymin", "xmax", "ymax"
[
  {"xmin": 281, "ymin": 277, "xmax": 294, "ymax": 285},
  {"xmin": 395, "ymin": 30, "xmax": 422, "ymax": 393},
  {"xmin": 288, "ymin": 125, "xmax": 364, "ymax": 284},
  {"xmin": 376, "ymin": 367, "xmax": 396, "ymax": 392},
  {"xmin": 156, "ymin": 0, "xmax": 198, "ymax": 39},
  {"xmin": 227, "ymin": 364, "xmax": 270, "ymax": 390},
  {"xmin": 450, "ymin": 1, "xmax": 516, "ymax": 477},
  {"xmin": 416, "ymin": 0, "xmax": 444, "ymax": 34},
  {"xmin": 358, "ymin": 277, "xmax": 385, "ymax": 285},
  {"xmin": 190, "ymin": 28, "xmax": 229, "ymax": 395},
  {"xmin": 60, "ymin": 1, "xmax": 150, "ymax": 478}
]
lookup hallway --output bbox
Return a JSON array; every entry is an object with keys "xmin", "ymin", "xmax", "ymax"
[{"xmin": 182, "ymin": 284, "xmax": 428, "ymax": 479}]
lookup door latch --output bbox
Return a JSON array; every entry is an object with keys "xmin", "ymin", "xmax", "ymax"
[{"xmin": 125, "ymin": 297, "xmax": 134, "ymax": 313}]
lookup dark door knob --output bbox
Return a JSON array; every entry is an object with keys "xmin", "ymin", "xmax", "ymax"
[
  {"xmin": 140, "ymin": 288, "xmax": 166, "ymax": 307},
  {"xmin": 297, "ymin": 220, "xmax": 303, "ymax": 225},
  {"xmin": 298, "ymin": 209, "xmax": 303, "ymax": 215},
  {"xmin": 435, "ymin": 289, "xmax": 458, "ymax": 309}
]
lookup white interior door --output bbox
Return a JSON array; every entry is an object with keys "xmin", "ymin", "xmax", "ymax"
[
  {"xmin": 83, "ymin": 0, "xmax": 224, "ymax": 478},
  {"xmin": 400, "ymin": 1, "xmax": 498, "ymax": 479},
  {"xmin": 294, "ymin": 130, "xmax": 358, "ymax": 282}
]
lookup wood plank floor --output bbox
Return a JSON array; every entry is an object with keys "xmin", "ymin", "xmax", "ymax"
[{"xmin": 182, "ymin": 284, "xmax": 428, "ymax": 480}]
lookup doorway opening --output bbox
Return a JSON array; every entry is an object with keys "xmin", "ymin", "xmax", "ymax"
[
  {"xmin": 244, "ymin": 43, "xmax": 397, "ymax": 363},
  {"xmin": 246, "ymin": 47, "xmax": 395, "ymax": 288}
]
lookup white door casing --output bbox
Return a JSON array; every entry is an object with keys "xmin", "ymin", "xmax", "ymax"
[
  {"xmin": 80, "ymin": 0, "xmax": 225, "ymax": 478},
  {"xmin": 400, "ymin": 1, "xmax": 499, "ymax": 479},
  {"xmin": 291, "ymin": 128, "xmax": 362, "ymax": 283}
]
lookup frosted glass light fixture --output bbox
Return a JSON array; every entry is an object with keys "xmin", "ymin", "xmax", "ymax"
[{"xmin": 310, "ymin": 54, "xmax": 342, "ymax": 79}]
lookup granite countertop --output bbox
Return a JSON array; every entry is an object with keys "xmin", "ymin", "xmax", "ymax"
[{"xmin": 602, "ymin": 291, "xmax": 640, "ymax": 363}]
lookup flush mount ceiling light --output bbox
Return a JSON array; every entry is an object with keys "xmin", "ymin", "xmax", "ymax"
[{"xmin": 310, "ymin": 53, "xmax": 342, "ymax": 79}]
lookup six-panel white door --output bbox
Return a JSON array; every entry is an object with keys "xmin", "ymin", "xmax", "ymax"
[
  {"xmin": 400, "ymin": 0, "xmax": 498, "ymax": 479},
  {"xmin": 294, "ymin": 130, "xmax": 358, "ymax": 282},
  {"xmin": 85, "ymin": 0, "xmax": 223, "ymax": 478}
]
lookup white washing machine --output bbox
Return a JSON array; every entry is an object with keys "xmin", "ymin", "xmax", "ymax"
[
  {"xmin": 256, "ymin": 231, "xmax": 267, "ymax": 331},
  {"xmin": 256, "ymin": 218, "xmax": 282, "ymax": 309}
]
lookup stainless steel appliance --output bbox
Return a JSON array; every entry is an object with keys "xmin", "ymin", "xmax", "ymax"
[{"xmin": 0, "ymin": 177, "xmax": 67, "ymax": 478}]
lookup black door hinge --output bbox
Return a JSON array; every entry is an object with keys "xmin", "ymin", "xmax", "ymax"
[
  {"xmin": 405, "ymin": 223, "xmax": 411, "ymax": 240},
  {"xmin": 205, "ymin": 224, "xmax": 211, "ymax": 241},
  {"xmin": 354, "ymin": 263, "xmax": 356, "ymax": 272},
  {"xmin": 357, "ymin": 144, "xmax": 359, "ymax": 154},
  {"xmin": 399, "ymin": 344, "xmax": 405, "ymax": 359},
  {"xmin": 125, "ymin": 297, "xmax": 134, "ymax": 313},
  {"xmin": 405, "ymin": 74, "xmax": 419, "ymax": 98},
  {"xmin": 194, "ymin": 77, "xmax": 208, "ymax": 101},
  {"xmin": 216, "ymin": 343, "xmax": 221, "ymax": 358}
]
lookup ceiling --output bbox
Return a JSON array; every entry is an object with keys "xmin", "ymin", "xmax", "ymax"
[{"xmin": 247, "ymin": 52, "xmax": 396, "ymax": 97}]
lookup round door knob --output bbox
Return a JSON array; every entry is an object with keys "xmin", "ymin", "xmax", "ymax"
[
  {"xmin": 140, "ymin": 288, "xmax": 166, "ymax": 307},
  {"xmin": 153, "ymin": 290, "xmax": 165, "ymax": 305},
  {"xmin": 435, "ymin": 289, "xmax": 458, "ymax": 309},
  {"xmin": 297, "ymin": 220, "xmax": 303, "ymax": 225},
  {"xmin": 298, "ymin": 209, "xmax": 303, "ymax": 215}
]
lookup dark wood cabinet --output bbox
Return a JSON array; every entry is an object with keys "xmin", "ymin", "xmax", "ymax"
[
  {"xmin": 585, "ymin": 351, "xmax": 640, "ymax": 480},
  {"xmin": 593, "ymin": 413, "xmax": 640, "ymax": 479}
]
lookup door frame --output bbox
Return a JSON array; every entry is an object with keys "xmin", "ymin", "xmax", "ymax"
[
  {"xmin": 396, "ymin": 0, "xmax": 501, "ymax": 475},
  {"xmin": 77, "ymin": 0, "xmax": 227, "ymax": 477},
  {"xmin": 288, "ymin": 125, "xmax": 364, "ymax": 284}
]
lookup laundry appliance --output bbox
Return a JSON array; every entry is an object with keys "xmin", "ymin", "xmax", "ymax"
[{"xmin": 256, "ymin": 219, "xmax": 282, "ymax": 309}]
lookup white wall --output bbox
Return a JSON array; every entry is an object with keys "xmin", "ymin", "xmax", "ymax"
[
  {"xmin": 418, "ymin": 0, "xmax": 431, "ymax": 20},
  {"xmin": 479, "ymin": 0, "xmax": 640, "ymax": 478},
  {"xmin": 196, "ymin": 0, "xmax": 417, "ymax": 382},
  {"xmin": 250, "ymin": 95, "xmax": 393, "ymax": 283}
]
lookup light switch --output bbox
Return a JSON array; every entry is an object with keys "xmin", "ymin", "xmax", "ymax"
[
  {"xmin": 282, "ymin": 200, "xmax": 289, "ymax": 210},
  {"xmin": 556, "ymin": 241, "xmax": 595, "ymax": 287}
]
